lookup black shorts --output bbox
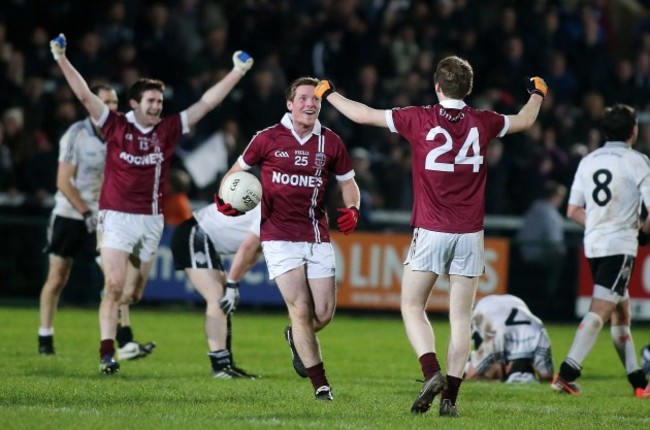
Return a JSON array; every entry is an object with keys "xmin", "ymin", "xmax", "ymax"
[
  {"xmin": 170, "ymin": 217, "xmax": 224, "ymax": 271},
  {"xmin": 588, "ymin": 254, "xmax": 635, "ymax": 296},
  {"xmin": 45, "ymin": 214, "xmax": 97, "ymax": 258}
]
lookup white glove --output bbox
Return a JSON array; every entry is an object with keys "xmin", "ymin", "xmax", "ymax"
[
  {"xmin": 219, "ymin": 281, "xmax": 240, "ymax": 315},
  {"xmin": 50, "ymin": 33, "xmax": 67, "ymax": 61},
  {"xmin": 82, "ymin": 210, "xmax": 97, "ymax": 234},
  {"xmin": 232, "ymin": 51, "xmax": 254, "ymax": 75}
]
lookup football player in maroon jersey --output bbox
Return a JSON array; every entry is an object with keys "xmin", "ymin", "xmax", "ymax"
[
  {"xmin": 50, "ymin": 33, "xmax": 253, "ymax": 374},
  {"xmin": 316, "ymin": 57, "xmax": 547, "ymax": 417},
  {"xmin": 217, "ymin": 77, "xmax": 361, "ymax": 401}
]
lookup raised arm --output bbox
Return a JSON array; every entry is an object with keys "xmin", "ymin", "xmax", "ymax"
[
  {"xmin": 185, "ymin": 51, "xmax": 253, "ymax": 128},
  {"xmin": 315, "ymin": 80, "xmax": 388, "ymax": 128},
  {"xmin": 50, "ymin": 34, "xmax": 105, "ymax": 122},
  {"xmin": 506, "ymin": 77, "xmax": 547, "ymax": 134}
]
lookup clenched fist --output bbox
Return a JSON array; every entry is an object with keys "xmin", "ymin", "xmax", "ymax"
[
  {"xmin": 232, "ymin": 51, "xmax": 254, "ymax": 75},
  {"xmin": 50, "ymin": 33, "xmax": 67, "ymax": 61}
]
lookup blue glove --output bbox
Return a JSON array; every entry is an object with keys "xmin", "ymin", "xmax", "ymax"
[
  {"xmin": 232, "ymin": 51, "xmax": 254, "ymax": 75},
  {"xmin": 50, "ymin": 33, "xmax": 67, "ymax": 60}
]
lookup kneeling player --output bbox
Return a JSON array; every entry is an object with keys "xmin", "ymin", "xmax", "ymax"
[{"xmin": 464, "ymin": 294, "xmax": 554, "ymax": 383}]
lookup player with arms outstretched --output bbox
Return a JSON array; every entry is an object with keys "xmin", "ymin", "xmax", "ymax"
[
  {"xmin": 553, "ymin": 104, "xmax": 650, "ymax": 398},
  {"xmin": 50, "ymin": 33, "xmax": 253, "ymax": 374},
  {"xmin": 317, "ymin": 56, "xmax": 546, "ymax": 417}
]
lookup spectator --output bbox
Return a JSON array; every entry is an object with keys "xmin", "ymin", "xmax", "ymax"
[{"xmin": 515, "ymin": 180, "xmax": 567, "ymax": 317}]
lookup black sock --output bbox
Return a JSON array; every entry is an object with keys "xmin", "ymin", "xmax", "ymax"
[
  {"xmin": 559, "ymin": 361, "xmax": 581, "ymax": 381},
  {"xmin": 627, "ymin": 369, "xmax": 648, "ymax": 390},
  {"xmin": 38, "ymin": 335, "xmax": 54, "ymax": 353},
  {"xmin": 116, "ymin": 325, "xmax": 134, "ymax": 348},
  {"xmin": 208, "ymin": 349, "xmax": 232, "ymax": 371}
]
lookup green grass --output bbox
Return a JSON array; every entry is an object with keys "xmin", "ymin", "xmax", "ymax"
[{"xmin": 0, "ymin": 306, "xmax": 649, "ymax": 429}]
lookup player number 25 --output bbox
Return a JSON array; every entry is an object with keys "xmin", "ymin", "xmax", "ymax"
[{"xmin": 425, "ymin": 126, "xmax": 483, "ymax": 173}]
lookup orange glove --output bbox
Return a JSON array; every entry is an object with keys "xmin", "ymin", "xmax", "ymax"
[
  {"xmin": 315, "ymin": 80, "xmax": 336, "ymax": 99},
  {"xmin": 526, "ymin": 76, "xmax": 548, "ymax": 98}
]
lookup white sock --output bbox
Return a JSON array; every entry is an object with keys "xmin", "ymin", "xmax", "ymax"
[
  {"xmin": 566, "ymin": 312, "xmax": 603, "ymax": 366},
  {"xmin": 38, "ymin": 327, "xmax": 54, "ymax": 336},
  {"xmin": 611, "ymin": 325, "xmax": 640, "ymax": 374}
]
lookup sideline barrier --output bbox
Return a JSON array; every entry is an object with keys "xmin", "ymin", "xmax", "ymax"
[{"xmin": 144, "ymin": 228, "xmax": 509, "ymax": 311}]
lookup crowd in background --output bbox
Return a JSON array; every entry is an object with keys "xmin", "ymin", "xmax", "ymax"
[{"xmin": 2, "ymin": 0, "xmax": 650, "ymax": 225}]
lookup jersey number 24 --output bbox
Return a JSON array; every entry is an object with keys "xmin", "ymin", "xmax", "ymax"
[{"xmin": 425, "ymin": 126, "xmax": 483, "ymax": 173}]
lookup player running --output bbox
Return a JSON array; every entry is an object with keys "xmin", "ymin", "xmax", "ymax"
[{"xmin": 553, "ymin": 104, "xmax": 650, "ymax": 398}]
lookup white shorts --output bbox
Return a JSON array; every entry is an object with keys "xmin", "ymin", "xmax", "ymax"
[
  {"xmin": 404, "ymin": 228, "xmax": 484, "ymax": 276},
  {"xmin": 593, "ymin": 284, "xmax": 630, "ymax": 304},
  {"xmin": 97, "ymin": 210, "xmax": 164, "ymax": 262},
  {"xmin": 261, "ymin": 240, "xmax": 335, "ymax": 280}
]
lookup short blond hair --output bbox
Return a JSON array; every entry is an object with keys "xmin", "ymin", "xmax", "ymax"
[{"xmin": 285, "ymin": 77, "xmax": 319, "ymax": 101}]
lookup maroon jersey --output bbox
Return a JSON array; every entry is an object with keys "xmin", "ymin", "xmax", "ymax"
[
  {"xmin": 387, "ymin": 99, "xmax": 508, "ymax": 233},
  {"xmin": 240, "ymin": 114, "xmax": 354, "ymax": 242},
  {"xmin": 98, "ymin": 109, "xmax": 186, "ymax": 215}
]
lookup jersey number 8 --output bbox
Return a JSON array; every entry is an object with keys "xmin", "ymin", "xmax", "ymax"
[{"xmin": 592, "ymin": 168, "xmax": 612, "ymax": 206}]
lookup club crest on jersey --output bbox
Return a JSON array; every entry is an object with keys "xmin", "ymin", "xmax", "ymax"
[{"xmin": 314, "ymin": 153, "xmax": 326, "ymax": 168}]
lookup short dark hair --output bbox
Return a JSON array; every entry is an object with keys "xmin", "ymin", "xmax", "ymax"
[
  {"xmin": 285, "ymin": 77, "xmax": 319, "ymax": 101},
  {"xmin": 127, "ymin": 78, "xmax": 165, "ymax": 103},
  {"xmin": 434, "ymin": 56, "xmax": 474, "ymax": 99},
  {"xmin": 602, "ymin": 104, "xmax": 637, "ymax": 141},
  {"xmin": 90, "ymin": 84, "xmax": 115, "ymax": 96},
  {"xmin": 543, "ymin": 180, "xmax": 566, "ymax": 200}
]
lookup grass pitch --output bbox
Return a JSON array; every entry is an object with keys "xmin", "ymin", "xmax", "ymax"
[{"xmin": 0, "ymin": 305, "xmax": 649, "ymax": 429}]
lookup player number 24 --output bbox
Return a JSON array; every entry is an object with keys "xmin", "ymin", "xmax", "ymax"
[{"xmin": 425, "ymin": 126, "xmax": 483, "ymax": 172}]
